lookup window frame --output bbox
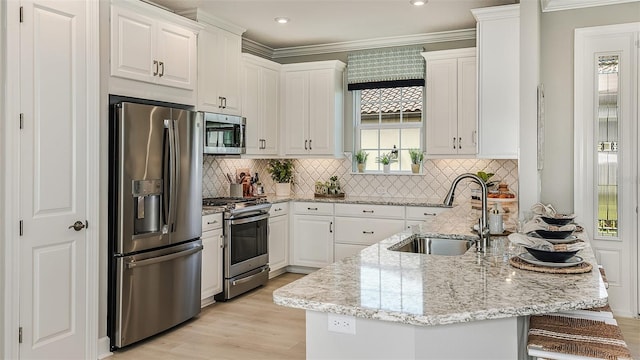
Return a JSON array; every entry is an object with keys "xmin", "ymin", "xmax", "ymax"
[{"xmin": 353, "ymin": 86, "xmax": 425, "ymax": 174}]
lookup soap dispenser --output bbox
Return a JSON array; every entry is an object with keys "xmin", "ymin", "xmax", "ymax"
[{"xmin": 489, "ymin": 203, "xmax": 504, "ymax": 235}]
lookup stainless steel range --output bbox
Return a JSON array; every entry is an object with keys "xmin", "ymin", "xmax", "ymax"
[{"xmin": 203, "ymin": 197, "xmax": 271, "ymax": 300}]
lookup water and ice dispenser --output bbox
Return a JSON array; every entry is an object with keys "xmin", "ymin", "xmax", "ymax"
[{"xmin": 132, "ymin": 179, "xmax": 163, "ymax": 235}]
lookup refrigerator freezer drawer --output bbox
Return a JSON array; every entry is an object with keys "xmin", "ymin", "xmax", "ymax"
[{"xmin": 113, "ymin": 240, "xmax": 203, "ymax": 348}]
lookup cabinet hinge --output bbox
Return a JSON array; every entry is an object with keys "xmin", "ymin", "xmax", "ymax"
[
  {"xmin": 19, "ymin": 6, "xmax": 23, "ymax": 23},
  {"xmin": 19, "ymin": 220, "xmax": 23, "ymax": 236},
  {"xmin": 18, "ymin": 327, "xmax": 22, "ymax": 343},
  {"xmin": 19, "ymin": 113, "xmax": 24, "ymax": 129}
]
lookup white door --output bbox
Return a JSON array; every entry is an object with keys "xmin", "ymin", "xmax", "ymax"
[
  {"xmin": 242, "ymin": 61, "xmax": 262, "ymax": 154},
  {"xmin": 262, "ymin": 66, "xmax": 280, "ymax": 155},
  {"xmin": 156, "ymin": 21, "xmax": 195, "ymax": 90},
  {"xmin": 19, "ymin": 0, "xmax": 89, "ymax": 358},
  {"xmin": 457, "ymin": 56, "xmax": 477, "ymax": 155},
  {"xmin": 574, "ymin": 24, "xmax": 639, "ymax": 317},
  {"xmin": 308, "ymin": 69, "xmax": 334, "ymax": 155},
  {"xmin": 292, "ymin": 215, "xmax": 334, "ymax": 268},
  {"xmin": 425, "ymin": 58, "xmax": 457, "ymax": 155},
  {"xmin": 110, "ymin": 5, "xmax": 155, "ymax": 83},
  {"xmin": 283, "ymin": 71, "xmax": 309, "ymax": 155}
]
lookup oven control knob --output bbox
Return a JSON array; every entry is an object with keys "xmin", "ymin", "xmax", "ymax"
[{"xmin": 227, "ymin": 203, "xmax": 236, "ymax": 210}]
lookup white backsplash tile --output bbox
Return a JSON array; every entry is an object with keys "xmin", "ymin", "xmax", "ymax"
[{"xmin": 204, "ymin": 156, "xmax": 519, "ymax": 205}]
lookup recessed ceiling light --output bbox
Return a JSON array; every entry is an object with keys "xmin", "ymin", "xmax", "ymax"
[
  {"xmin": 410, "ymin": 0, "xmax": 427, "ymax": 5},
  {"xmin": 274, "ymin": 17, "xmax": 289, "ymax": 24}
]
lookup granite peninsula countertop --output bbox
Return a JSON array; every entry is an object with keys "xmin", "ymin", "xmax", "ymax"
[{"xmin": 272, "ymin": 204, "xmax": 608, "ymax": 327}]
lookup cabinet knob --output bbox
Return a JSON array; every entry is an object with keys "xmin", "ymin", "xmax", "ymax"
[
  {"xmin": 307, "ymin": 207, "xmax": 318, "ymax": 211},
  {"xmin": 309, "ymin": 139, "xmax": 312, "ymax": 150},
  {"xmin": 362, "ymin": 231, "xmax": 374, "ymax": 234},
  {"xmin": 153, "ymin": 60, "xmax": 159, "ymax": 76},
  {"xmin": 158, "ymin": 61, "xmax": 164, "ymax": 77},
  {"xmin": 207, "ymin": 220, "xmax": 218, "ymax": 225},
  {"xmin": 452, "ymin": 137, "xmax": 456, "ymax": 150},
  {"xmin": 362, "ymin": 210, "xmax": 374, "ymax": 213},
  {"xmin": 304, "ymin": 139, "xmax": 308, "ymax": 150},
  {"xmin": 458, "ymin": 137, "xmax": 462, "ymax": 149},
  {"xmin": 329, "ymin": 221, "xmax": 333, "ymax": 233},
  {"xmin": 423, "ymin": 213, "xmax": 437, "ymax": 216}
]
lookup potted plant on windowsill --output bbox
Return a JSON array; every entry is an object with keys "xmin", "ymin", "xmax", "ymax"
[
  {"xmin": 409, "ymin": 148, "xmax": 423, "ymax": 174},
  {"xmin": 267, "ymin": 159, "xmax": 294, "ymax": 196},
  {"xmin": 354, "ymin": 150, "xmax": 368, "ymax": 173},
  {"xmin": 376, "ymin": 152, "xmax": 395, "ymax": 173}
]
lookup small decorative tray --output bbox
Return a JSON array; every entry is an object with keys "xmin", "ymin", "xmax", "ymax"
[{"xmin": 314, "ymin": 192, "xmax": 345, "ymax": 198}]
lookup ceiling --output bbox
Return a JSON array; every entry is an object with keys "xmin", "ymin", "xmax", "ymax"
[{"xmin": 149, "ymin": 0, "xmax": 518, "ymax": 50}]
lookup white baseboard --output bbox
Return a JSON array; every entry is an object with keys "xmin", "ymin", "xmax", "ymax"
[{"xmin": 97, "ymin": 336, "xmax": 112, "ymax": 359}]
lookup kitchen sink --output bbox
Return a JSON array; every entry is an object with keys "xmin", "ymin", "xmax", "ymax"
[{"xmin": 389, "ymin": 236, "xmax": 474, "ymax": 256}]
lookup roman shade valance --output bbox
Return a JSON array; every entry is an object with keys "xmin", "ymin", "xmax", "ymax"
[{"xmin": 347, "ymin": 46, "xmax": 425, "ymax": 91}]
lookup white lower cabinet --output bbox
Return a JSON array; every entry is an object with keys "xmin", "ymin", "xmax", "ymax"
[
  {"xmin": 268, "ymin": 203, "xmax": 289, "ymax": 276},
  {"xmin": 405, "ymin": 206, "xmax": 447, "ymax": 230},
  {"xmin": 291, "ymin": 202, "xmax": 334, "ymax": 268},
  {"xmin": 201, "ymin": 213, "xmax": 223, "ymax": 307},
  {"xmin": 334, "ymin": 204, "xmax": 405, "ymax": 262}
]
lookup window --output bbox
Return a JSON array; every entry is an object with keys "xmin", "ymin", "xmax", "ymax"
[
  {"xmin": 354, "ymin": 86, "xmax": 423, "ymax": 172},
  {"xmin": 596, "ymin": 55, "xmax": 619, "ymax": 237}
]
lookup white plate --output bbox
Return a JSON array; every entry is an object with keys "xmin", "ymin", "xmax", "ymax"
[
  {"xmin": 517, "ymin": 252, "xmax": 584, "ymax": 268},
  {"xmin": 527, "ymin": 232, "xmax": 579, "ymax": 244}
]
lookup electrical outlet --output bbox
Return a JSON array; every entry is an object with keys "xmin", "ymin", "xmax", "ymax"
[
  {"xmin": 376, "ymin": 186, "xmax": 387, "ymax": 195},
  {"xmin": 327, "ymin": 314, "xmax": 356, "ymax": 334}
]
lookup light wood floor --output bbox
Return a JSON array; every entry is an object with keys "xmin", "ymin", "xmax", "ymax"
[
  {"xmin": 109, "ymin": 273, "xmax": 306, "ymax": 360},
  {"xmin": 109, "ymin": 272, "xmax": 640, "ymax": 360}
]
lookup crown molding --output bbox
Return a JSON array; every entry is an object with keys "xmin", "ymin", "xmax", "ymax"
[
  {"xmin": 179, "ymin": 8, "xmax": 246, "ymax": 35},
  {"xmin": 240, "ymin": 28, "xmax": 476, "ymax": 60},
  {"xmin": 471, "ymin": 4, "xmax": 520, "ymax": 21},
  {"xmin": 242, "ymin": 38, "xmax": 275, "ymax": 59},
  {"xmin": 541, "ymin": 0, "xmax": 639, "ymax": 12}
]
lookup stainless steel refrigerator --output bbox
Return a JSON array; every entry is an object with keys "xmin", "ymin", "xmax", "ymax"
[{"xmin": 108, "ymin": 99, "xmax": 203, "ymax": 350}]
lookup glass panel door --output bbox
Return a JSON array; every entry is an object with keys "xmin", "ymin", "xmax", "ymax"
[{"xmin": 596, "ymin": 55, "xmax": 620, "ymax": 238}]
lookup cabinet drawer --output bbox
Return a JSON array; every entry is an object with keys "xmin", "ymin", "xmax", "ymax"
[
  {"xmin": 405, "ymin": 206, "xmax": 446, "ymax": 221},
  {"xmin": 334, "ymin": 217, "xmax": 405, "ymax": 246},
  {"xmin": 269, "ymin": 202, "xmax": 289, "ymax": 217},
  {"xmin": 202, "ymin": 213, "xmax": 223, "ymax": 232},
  {"xmin": 293, "ymin": 202, "xmax": 334, "ymax": 215},
  {"xmin": 334, "ymin": 203, "xmax": 404, "ymax": 219}
]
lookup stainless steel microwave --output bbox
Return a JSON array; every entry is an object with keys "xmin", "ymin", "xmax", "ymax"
[{"xmin": 202, "ymin": 112, "xmax": 246, "ymax": 155}]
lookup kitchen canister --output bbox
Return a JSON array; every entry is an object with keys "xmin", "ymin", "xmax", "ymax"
[
  {"xmin": 489, "ymin": 204, "xmax": 504, "ymax": 235},
  {"xmin": 230, "ymin": 183, "xmax": 243, "ymax": 198}
]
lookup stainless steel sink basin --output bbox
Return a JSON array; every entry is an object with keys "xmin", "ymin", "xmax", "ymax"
[{"xmin": 389, "ymin": 236, "xmax": 474, "ymax": 256}]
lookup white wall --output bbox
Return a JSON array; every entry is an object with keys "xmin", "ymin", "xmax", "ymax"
[{"xmin": 540, "ymin": 2, "xmax": 640, "ymax": 212}]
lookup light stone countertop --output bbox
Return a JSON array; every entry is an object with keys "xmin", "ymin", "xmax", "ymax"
[
  {"xmin": 272, "ymin": 204, "xmax": 608, "ymax": 327},
  {"xmin": 202, "ymin": 194, "xmax": 447, "ymax": 216}
]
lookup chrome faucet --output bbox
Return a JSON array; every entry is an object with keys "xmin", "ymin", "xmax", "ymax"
[{"xmin": 443, "ymin": 173, "xmax": 489, "ymax": 253}]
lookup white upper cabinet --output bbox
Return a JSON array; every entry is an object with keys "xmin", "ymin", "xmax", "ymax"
[
  {"xmin": 472, "ymin": 4, "xmax": 520, "ymax": 159},
  {"xmin": 242, "ymin": 54, "xmax": 281, "ymax": 155},
  {"xmin": 110, "ymin": 2, "xmax": 199, "ymax": 91},
  {"xmin": 281, "ymin": 61, "xmax": 345, "ymax": 157},
  {"xmin": 183, "ymin": 10, "xmax": 245, "ymax": 115},
  {"xmin": 423, "ymin": 48, "xmax": 477, "ymax": 156}
]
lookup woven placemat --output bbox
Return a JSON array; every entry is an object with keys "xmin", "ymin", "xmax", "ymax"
[
  {"xmin": 509, "ymin": 256, "xmax": 592, "ymax": 274},
  {"xmin": 528, "ymin": 315, "xmax": 632, "ymax": 360}
]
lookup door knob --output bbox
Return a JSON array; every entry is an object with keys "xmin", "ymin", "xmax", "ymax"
[{"xmin": 68, "ymin": 220, "xmax": 87, "ymax": 231}]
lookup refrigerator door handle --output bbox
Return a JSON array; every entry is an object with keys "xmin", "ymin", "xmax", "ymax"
[
  {"xmin": 169, "ymin": 119, "xmax": 180, "ymax": 231},
  {"xmin": 166, "ymin": 119, "xmax": 178, "ymax": 232},
  {"xmin": 125, "ymin": 244, "xmax": 203, "ymax": 269}
]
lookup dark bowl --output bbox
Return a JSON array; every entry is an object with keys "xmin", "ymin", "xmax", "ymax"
[
  {"xmin": 540, "ymin": 215, "xmax": 575, "ymax": 226},
  {"xmin": 524, "ymin": 247, "xmax": 578, "ymax": 263},
  {"xmin": 534, "ymin": 229, "xmax": 574, "ymax": 239}
]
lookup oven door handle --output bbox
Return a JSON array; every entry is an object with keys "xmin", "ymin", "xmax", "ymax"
[
  {"xmin": 125, "ymin": 244, "xmax": 203, "ymax": 269},
  {"xmin": 228, "ymin": 213, "xmax": 270, "ymax": 225},
  {"xmin": 232, "ymin": 266, "xmax": 269, "ymax": 286}
]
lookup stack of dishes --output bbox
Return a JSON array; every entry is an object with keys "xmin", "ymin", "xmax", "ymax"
[{"xmin": 518, "ymin": 214, "xmax": 584, "ymax": 268}]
